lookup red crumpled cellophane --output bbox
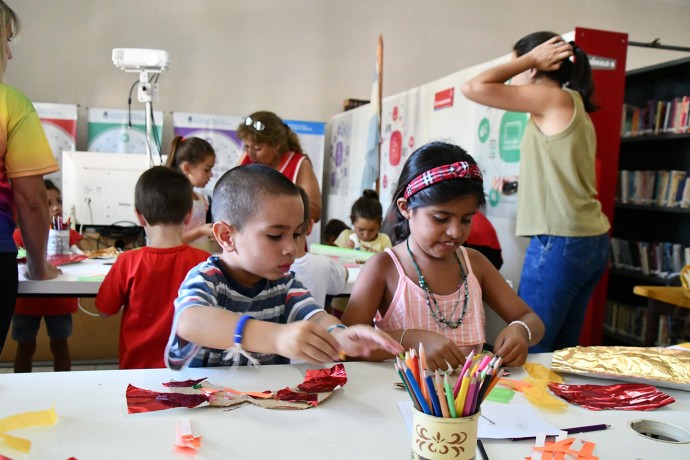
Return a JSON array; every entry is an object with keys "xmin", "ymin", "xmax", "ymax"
[{"xmin": 548, "ymin": 382, "xmax": 675, "ymax": 411}]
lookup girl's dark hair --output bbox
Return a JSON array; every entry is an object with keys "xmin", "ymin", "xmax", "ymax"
[
  {"xmin": 350, "ymin": 189, "xmax": 383, "ymax": 223},
  {"xmin": 390, "ymin": 142, "xmax": 485, "ymax": 242},
  {"xmin": 166, "ymin": 135, "xmax": 216, "ymax": 171},
  {"xmin": 513, "ymin": 31, "xmax": 598, "ymax": 113},
  {"xmin": 44, "ymin": 179, "xmax": 59, "ymax": 193},
  {"xmin": 236, "ymin": 111, "xmax": 304, "ymax": 155}
]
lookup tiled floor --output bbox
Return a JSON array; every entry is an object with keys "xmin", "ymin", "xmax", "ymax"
[{"xmin": 0, "ymin": 361, "xmax": 119, "ymax": 373}]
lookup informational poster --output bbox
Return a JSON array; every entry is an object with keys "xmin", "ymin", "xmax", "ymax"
[
  {"xmin": 328, "ymin": 113, "xmax": 353, "ymax": 196},
  {"xmin": 34, "ymin": 102, "xmax": 77, "ymax": 188},
  {"xmin": 471, "ymin": 106, "xmax": 528, "ymax": 219},
  {"xmin": 379, "ymin": 89, "xmax": 422, "ymax": 209},
  {"xmin": 172, "ymin": 112, "xmax": 243, "ymax": 196},
  {"xmin": 87, "ymin": 107, "xmax": 163, "ymax": 156}
]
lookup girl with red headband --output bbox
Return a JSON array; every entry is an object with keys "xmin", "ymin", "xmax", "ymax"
[
  {"xmin": 462, "ymin": 31, "xmax": 610, "ymax": 352},
  {"xmin": 341, "ymin": 142, "xmax": 543, "ymax": 370}
]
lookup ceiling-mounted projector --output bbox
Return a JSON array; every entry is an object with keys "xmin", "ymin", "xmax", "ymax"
[{"xmin": 112, "ymin": 48, "xmax": 169, "ymax": 72}]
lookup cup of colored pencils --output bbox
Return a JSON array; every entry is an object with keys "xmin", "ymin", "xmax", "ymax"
[
  {"xmin": 395, "ymin": 346, "xmax": 503, "ymax": 460},
  {"xmin": 47, "ymin": 216, "xmax": 71, "ymax": 256}
]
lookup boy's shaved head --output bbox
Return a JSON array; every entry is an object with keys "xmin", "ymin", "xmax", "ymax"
[{"xmin": 212, "ymin": 164, "xmax": 301, "ymax": 230}]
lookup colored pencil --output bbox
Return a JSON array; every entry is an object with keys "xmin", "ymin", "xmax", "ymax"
[
  {"xmin": 424, "ymin": 370, "xmax": 443, "ymax": 417},
  {"xmin": 404, "ymin": 364, "xmax": 432, "ymax": 415},
  {"xmin": 435, "ymin": 370, "xmax": 450, "ymax": 418},
  {"xmin": 419, "ymin": 344, "xmax": 431, "ymax": 407},
  {"xmin": 443, "ymin": 373, "xmax": 457, "ymax": 418},
  {"xmin": 395, "ymin": 358, "xmax": 422, "ymax": 412},
  {"xmin": 453, "ymin": 349, "xmax": 475, "ymax": 396},
  {"xmin": 462, "ymin": 376, "xmax": 477, "ymax": 417},
  {"xmin": 455, "ymin": 370, "xmax": 471, "ymax": 415}
]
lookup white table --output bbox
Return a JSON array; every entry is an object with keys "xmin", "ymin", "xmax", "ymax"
[
  {"xmin": 17, "ymin": 258, "xmax": 359, "ymax": 297},
  {"xmin": 0, "ymin": 355, "xmax": 688, "ymax": 459},
  {"xmin": 17, "ymin": 257, "xmax": 113, "ymax": 297}
]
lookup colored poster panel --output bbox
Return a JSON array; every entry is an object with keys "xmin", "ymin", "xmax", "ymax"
[
  {"xmin": 379, "ymin": 88, "xmax": 422, "ymax": 209},
  {"xmin": 472, "ymin": 105, "xmax": 528, "ymax": 219},
  {"xmin": 284, "ymin": 119, "xmax": 326, "ymax": 191},
  {"xmin": 285, "ymin": 119, "xmax": 326, "ymax": 243},
  {"xmin": 172, "ymin": 112, "xmax": 243, "ymax": 196},
  {"xmin": 328, "ymin": 113, "xmax": 353, "ymax": 196},
  {"xmin": 87, "ymin": 107, "xmax": 163, "ymax": 156},
  {"xmin": 34, "ymin": 102, "xmax": 77, "ymax": 188}
]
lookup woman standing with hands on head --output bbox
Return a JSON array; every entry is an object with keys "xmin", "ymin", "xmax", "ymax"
[
  {"xmin": 237, "ymin": 111, "xmax": 322, "ymax": 223},
  {"xmin": 0, "ymin": 0, "xmax": 60, "ymax": 353},
  {"xmin": 461, "ymin": 32, "xmax": 610, "ymax": 352}
]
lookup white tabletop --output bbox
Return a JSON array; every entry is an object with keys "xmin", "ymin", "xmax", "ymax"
[
  {"xmin": 17, "ymin": 257, "xmax": 113, "ymax": 296},
  {"xmin": 17, "ymin": 258, "xmax": 358, "ymax": 297},
  {"xmin": 0, "ymin": 355, "xmax": 688, "ymax": 459}
]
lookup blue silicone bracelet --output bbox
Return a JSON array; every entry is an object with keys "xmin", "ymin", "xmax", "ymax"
[
  {"xmin": 327, "ymin": 324, "xmax": 348, "ymax": 333},
  {"xmin": 234, "ymin": 315, "xmax": 253, "ymax": 346}
]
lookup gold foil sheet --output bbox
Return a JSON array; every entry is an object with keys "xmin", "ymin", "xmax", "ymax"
[{"xmin": 552, "ymin": 346, "xmax": 690, "ymax": 391}]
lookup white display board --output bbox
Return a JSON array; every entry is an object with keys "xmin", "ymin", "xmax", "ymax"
[{"xmin": 61, "ymin": 151, "xmax": 151, "ymax": 226}]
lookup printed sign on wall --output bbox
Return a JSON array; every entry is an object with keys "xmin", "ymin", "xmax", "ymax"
[{"xmin": 34, "ymin": 102, "xmax": 78, "ymax": 188}]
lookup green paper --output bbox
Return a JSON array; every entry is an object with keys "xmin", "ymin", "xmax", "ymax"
[
  {"xmin": 77, "ymin": 276, "xmax": 106, "ymax": 282},
  {"xmin": 485, "ymin": 386, "xmax": 515, "ymax": 403}
]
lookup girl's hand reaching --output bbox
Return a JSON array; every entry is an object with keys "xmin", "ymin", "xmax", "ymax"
[
  {"xmin": 403, "ymin": 329, "xmax": 466, "ymax": 371},
  {"xmin": 526, "ymin": 36, "xmax": 573, "ymax": 72},
  {"xmin": 492, "ymin": 324, "xmax": 529, "ymax": 367}
]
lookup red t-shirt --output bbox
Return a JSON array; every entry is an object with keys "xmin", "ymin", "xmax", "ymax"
[
  {"xmin": 13, "ymin": 228, "xmax": 83, "ymax": 316},
  {"xmin": 95, "ymin": 245, "xmax": 209, "ymax": 370}
]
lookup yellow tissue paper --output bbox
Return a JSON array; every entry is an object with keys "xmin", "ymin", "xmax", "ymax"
[
  {"xmin": 522, "ymin": 362, "xmax": 568, "ymax": 412},
  {"xmin": 0, "ymin": 407, "xmax": 58, "ymax": 454}
]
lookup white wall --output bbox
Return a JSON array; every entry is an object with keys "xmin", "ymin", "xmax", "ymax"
[{"xmin": 7, "ymin": 0, "xmax": 690, "ymax": 152}]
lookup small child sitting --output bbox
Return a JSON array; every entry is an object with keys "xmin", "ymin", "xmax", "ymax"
[
  {"xmin": 96, "ymin": 166, "xmax": 210, "ymax": 369},
  {"xmin": 323, "ymin": 219, "xmax": 350, "ymax": 246},
  {"xmin": 334, "ymin": 189, "xmax": 391, "ymax": 253},
  {"xmin": 291, "ymin": 187, "xmax": 348, "ymax": 308},
  {"xmin": 165, "ymin": 164, "xmax": 402, "ymax": 369},
  {"xmin": 12, "ymin": 179, "xmax": 83, "ymax": 372}
]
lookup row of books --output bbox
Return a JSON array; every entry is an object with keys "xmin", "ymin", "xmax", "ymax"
[
  {"xmin": 621, "ymin": 96, "xmax": 690, "ymax": 137},
  {"xmin": 610, "ymin": 238, "xmax": 688, "ymax": 278},
  {"xmin": 617, "ymin": 169, "xmax": 690, "ymax": 208},
  {"xmin": 604, "ymin": 302, "xmax": 647, "ymax": 344}
]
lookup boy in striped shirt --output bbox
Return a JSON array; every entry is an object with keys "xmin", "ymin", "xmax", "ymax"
[{"xmin": 165, "ymin": 164, "xmax": 402, "ymax": 369}]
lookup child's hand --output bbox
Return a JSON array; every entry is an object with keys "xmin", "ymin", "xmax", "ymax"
[
  {"xmin": 331, "ymin": 325, "xmax": 404, "ymax": 358},
  {"xmin": 408, "ymin": 330, "xmax": 466, "ymax": 371},
  {"xmin": 527, "ymin": 36, "xmax": 573, "ymax": 71},
  {"xmin": 275, "ymin": 321, "xmax": 344, "ymax": 364},
  {"xmin": 199, "ymin": 223, "xmax": 214, "ymax": 238},
  {"xmin": 493, "ymin": 325, "xmax": 529, "ymax": 367}
]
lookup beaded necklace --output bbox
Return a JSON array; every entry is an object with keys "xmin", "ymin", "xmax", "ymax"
[{"xmin": 406, "ymin": 238, "xmax": 469, "ymax": 329}]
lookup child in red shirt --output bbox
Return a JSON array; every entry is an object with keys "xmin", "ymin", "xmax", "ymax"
[
  {"xmin": 96, "ymin": 166, "xmax": 209, "ymax": 369},
  {"xmin": 12, "ymin": 180, "xmax": 82, "ymax": 372}
]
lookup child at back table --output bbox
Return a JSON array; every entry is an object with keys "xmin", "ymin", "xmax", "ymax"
[
  {"xmin": 12, "ymin": 180, "xmax": 83, "ymax": 372},
  {"xmin": 166, "ymin": 135, "xmax": 216, "ymax": 252},
  {"xmin": 334, "ymin": 189, "xmax": 391, "ymax": 253},
  {"xmin": 341, "ymin": 142, "xmax": 544, "ymax": 370},
  {"xmin": 291, "ymin": 186, "xmax": 348, "ymax": 308},
  {"xmin": 165, "ymin": 164, "xmax": 402, "ymax": 369},
  {"xmin": 95, "ymin": 166, "xmax": 210, "ymax": 369}
]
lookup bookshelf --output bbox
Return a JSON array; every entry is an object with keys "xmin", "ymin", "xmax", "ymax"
[{"xmin": 606, "ymin": 56, "xmax": 690, "ymax": 347}]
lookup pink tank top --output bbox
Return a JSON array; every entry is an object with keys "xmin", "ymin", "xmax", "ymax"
[{"xmin": 375, "ymin": 247, "xmax": 485, "ymax": 355}]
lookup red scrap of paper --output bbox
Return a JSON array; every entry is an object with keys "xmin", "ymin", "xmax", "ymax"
[
  {"xmin": 126, "ymin": 384, "xmax": 210, "ymax": 414},
  {"xmin": 297, "ymin": 363, "xmax": 347, "ymax": 392},
  {"xmin": 548, "ymin": 382, "xmax": 675, "ymax": 411},
  {"xmin": 163, "ymin": 378, "xmax": 207, "ymax": 388},
  {"xmin": 275, "ymin": 388, "xmax": 319, "ymax": 407}
]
